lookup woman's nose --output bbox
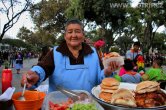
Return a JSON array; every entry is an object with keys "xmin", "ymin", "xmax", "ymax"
[{"xmin": 71, "ymin": 31, "xmax": 77, "ymax": 37}]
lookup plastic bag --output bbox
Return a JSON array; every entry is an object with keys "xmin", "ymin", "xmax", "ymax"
[{"xmin": 103, "ymin": 56, "xmax": 124, "ymax": 68}]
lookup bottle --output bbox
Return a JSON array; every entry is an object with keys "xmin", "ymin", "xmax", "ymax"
[{"xmin": 2, "ymin": 69, "xmax": 12, "ymax": 93}]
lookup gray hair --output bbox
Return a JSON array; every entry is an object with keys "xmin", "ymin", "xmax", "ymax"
[{"xmin": 65, "ymin": 19, "xmax": 84, "ymax": 34}]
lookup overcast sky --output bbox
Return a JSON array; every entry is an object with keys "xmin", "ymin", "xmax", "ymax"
[{"xmin": 0, "ymin": 0, "xmax": 165, "ymax": 39}]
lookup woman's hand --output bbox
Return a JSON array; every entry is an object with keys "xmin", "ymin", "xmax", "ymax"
[
  {"xmin": 21, "ymin": 70, "xmax": 39, "ymax": 88},
  {"xmin": 104, "ymin": 61, "xmax": 119, "ymax": 77}
]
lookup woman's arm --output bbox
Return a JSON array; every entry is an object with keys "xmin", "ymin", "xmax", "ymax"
[{"xmin": 37, "ymin": 50, "xmax": 55, "ymax": 80}]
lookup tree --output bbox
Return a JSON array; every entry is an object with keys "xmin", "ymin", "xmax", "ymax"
[
  {"xmin": 17, "ymin": 26, "xmax": 32, "ymax": 41},
  {"xmin": 0, "ymin": 0, "xmax": 33, "ymax": 41},
  {"xmin": 17, "ymin": 26, "xmax": 56, "ymax": 47},
  {"xmin": 1, "ymin": 38, "xmax": 32, "ymax": 49},
  {"xmin": 115, "ymin": 0, "xmax": 166, "ymax": 54},
  {"xmin": 152, "ymin": 32, "xmax": 166, "ymax": 52},
  {"xmin": 30, "ymin": 0, "xmax": 69, "ymax": 37},
  {"xmin": 137, "ymin": 0, "xmax": 166, "ymax": 52},
  {"xmin": 115, "ymin": 35, "xmax": 133, "ymax": 55}
]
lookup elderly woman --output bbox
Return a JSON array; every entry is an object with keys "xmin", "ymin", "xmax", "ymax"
[{"xmin": 21, "ymin": 19, "xmax": 118, "ymax": 93}]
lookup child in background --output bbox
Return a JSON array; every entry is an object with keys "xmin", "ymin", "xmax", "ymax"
[
  {"xmin": 121, "ymin": 59, "xmax": 142, "ymax": 83},
  {"xmin": 119, "ymin": 66, "xmax": 126, "ymax": 76},
  {"xmin": 142, "ymin": 57, "xmax": 166, "ymax": 81}
]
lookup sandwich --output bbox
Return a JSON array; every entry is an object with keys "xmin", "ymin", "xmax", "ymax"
[
  {"xmin": 99, "ymin": 92, "xmax": 112, "ymax": 102},
  {"xmin": 135, "ymin": 81, "xmax": 166, "ymax": 108},
  {"xmin": 99, "ymin": 78, "xmax": 120, "ymax": 102},
  {"xmin": 136, "ymin": 81, "xmax": 160, "ymax": 94},
  {"xmin": 111, "ymin": 88, "xmax": 137, "ymax": 107},
  {"xmin": 104, "ymin": 52, "xmax": 120, "ymax": 60},
  {"xmin": 100, "ymin": 78, "xmax": 120, "ymax": 93}
]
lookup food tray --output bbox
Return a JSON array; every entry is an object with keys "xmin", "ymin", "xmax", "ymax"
[
  {"xmin": 91, "ymin": 82, "xmax": 166, "ymax": 110},
  {"xmin": 42, "ymin": 90, "xmax": 104, "ymax": 110}
]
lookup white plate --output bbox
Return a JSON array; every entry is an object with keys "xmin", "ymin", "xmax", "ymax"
[{"xmin": 91, "ymin": 82, "xmax": 166, "ymax": 110}]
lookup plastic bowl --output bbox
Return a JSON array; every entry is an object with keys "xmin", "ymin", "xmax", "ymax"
[
  {"xmin": 42, "ymin": 90, "xmax": 104, "ymax": 110},
  {"xmin": 12, "ymin": 90, "xmax": 46, "ymax": 110}
]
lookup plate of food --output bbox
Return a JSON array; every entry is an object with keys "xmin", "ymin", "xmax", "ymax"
[
  {"xmin": 42, "ymin": 90, "xmax": 104, "ymax": 110},
  {"xmin": 91, "ymin": 78, "xmax": 166, "ymax": 110}
]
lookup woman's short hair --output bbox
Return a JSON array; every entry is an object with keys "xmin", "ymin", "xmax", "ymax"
[{"xmin": 65, "ymin": 19, "xmax": 84, "ymax": 33}]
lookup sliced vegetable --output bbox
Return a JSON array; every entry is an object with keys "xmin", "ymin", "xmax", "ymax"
[{"xmin": 69, "ymin": 103, "xmax": 97, "ymax": 110}]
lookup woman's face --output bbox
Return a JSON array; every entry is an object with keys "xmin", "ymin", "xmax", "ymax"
[{"xmin": 65, "ymin": 24, "xmax": 85, "ymax": 48}]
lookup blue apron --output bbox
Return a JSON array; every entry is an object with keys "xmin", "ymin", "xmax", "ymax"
[{"xmin": 48, "ymin": 46, "xmax": 104, "ymax": 92}]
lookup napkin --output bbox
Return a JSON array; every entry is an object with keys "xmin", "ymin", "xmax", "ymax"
[
  {"xmin": 0, "ymin": 87, "xmax": 15, "ymax": 101},
  {"xmin": 35, "ymin": 84, "xmax": 48, "ymax": 94}
]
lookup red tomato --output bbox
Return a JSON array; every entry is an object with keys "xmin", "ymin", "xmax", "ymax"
[{"xmin": 49, "ymin": 98, "xmax": 74, "ymax": 110}]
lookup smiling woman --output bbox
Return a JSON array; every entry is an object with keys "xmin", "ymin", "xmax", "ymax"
[{"xmin": 20, "ymin": 18, "xmax": 119, "ymax": 94}]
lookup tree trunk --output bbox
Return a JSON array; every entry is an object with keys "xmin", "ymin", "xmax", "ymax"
[
  {"xmin": 103, "ymin": 30, "xmax": 114, "ymax": 53},
  {"xmin": 0, "ymin": 31, "xmax": 5, "ymax": 42},
  {"xmin": 144, "ymin": 20, "xmax": 153, "ymax": 54}
]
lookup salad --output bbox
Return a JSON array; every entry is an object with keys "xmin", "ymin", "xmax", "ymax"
[{"xmin": 49, "ymin": 98, "xmax": 98, "ymax": 110}]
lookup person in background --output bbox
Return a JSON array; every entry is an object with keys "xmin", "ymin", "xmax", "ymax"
[
  {"xmin": 126, "ymin": 41, "xmax": 142, "ymax": 61},
  {"xmin": 142, "ymin": 57, "xmax": 166, "ymax": 89},
  {"xmin": 126, "ymin": 41, "xmax": 142, "ymax": 72},
  {"xmin": 121, "ymin": 59, "xmax": 142, "ymax": 83},
  {"xmin": 21, "ymin": 19, "xmax": 119, "ymax": 93},
  {"xmin": 9, "ymin": 52, "xmax": 15, "ymax": 68},
  {"xmin": 118, "ymin": 65, "xmax": 126, "ymax": 77},
  {"xmin": 142, "ymin": 57, "xmax": 166, "ymax": 81},
  {"xmin": 38, "ymin": 46, "xmax": 51, "ymax": 62},
  {"xmin": 14, "ymin": 52, "xmax": 23, "ymax": 74}
]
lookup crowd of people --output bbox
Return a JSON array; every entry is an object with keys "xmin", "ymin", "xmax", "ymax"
[
  {"xmin": 110, "ymin": 41, "xmax": 166, "ymax": 89},
  {"xmin": 0, "ymin": 51, "xmax": 38, "ymax": 73}
]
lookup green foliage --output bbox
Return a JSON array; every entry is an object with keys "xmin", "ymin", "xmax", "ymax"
[
  {"xmin": 1, "ymin": 38, "xmax": 32, "ymax": 49},
  {"xmin": 17, "ymin": 26, "xmax": 32, "ymax": 41},
  {"xmin": 109, "ymin": 46, "xmax": 120, "ymax": 53},
  {"xmin": 65, "ymin": 0, "xmax": 84, "ymax": 19},
  {"xmin": 30, "ymin": 0, "xmax": 69, "ymax": 33},
  {"xmin": 115, "ymin": 36, "xmax": 133, "ymax": 55},
  {"xmin": 14, "ymin": 0, "xmax": 166, "ymax": 55},
  {"xmin": 153, "ymin": 33, "xmax": 166, "ymax": 52}
]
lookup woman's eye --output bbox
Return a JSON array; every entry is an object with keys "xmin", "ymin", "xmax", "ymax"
[
  {"xmin": 75, "ymin": 30, "xmax": 81, "ymax": 33},
  {"xmin": 67, "ymin": 31, "xmax": 72, "ymax": 33}
]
